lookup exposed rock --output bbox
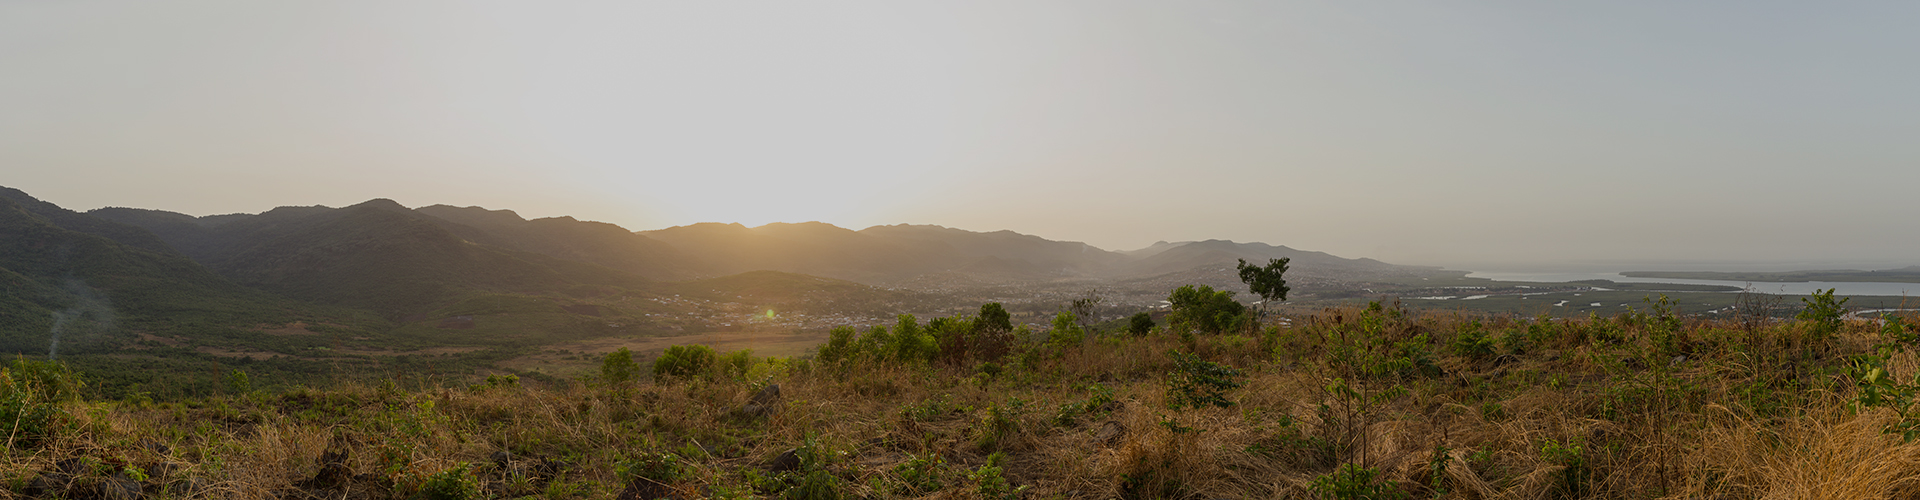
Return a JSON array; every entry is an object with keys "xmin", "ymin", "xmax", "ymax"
[
  {"xmin": 1095, "ymin": 421, "xmax": 1127, "ymax": 446},
  {"xmin": 615, "ymin": 476, "xmax": 680, "ymax": 500},
  {"xmin": 730, "ymin": 384, "xmax": 784, "ymax": 420},
  {"xmin": 750, "ymin": 384, "xmax": 781, "ymax": 406},
  {"xmin": 165, "ymin": 477, "xmax": 208, "ymax": 498},
  {"xmin": 766, "ymin": 449, "xmax": 801, "ymax": 473},
  {"xmin": 24, "ymin": 472, "xmax": 70, "ymax": 497},
  {"xmin": 102, "ymin": 471, "xmax": 144, "ymax": 500},
  {"xmin": 300, "ymin": 448, "xmax": 353, "ymax": 489},
  {"xmin": 139, "ymin": 439, "xmax": 171, "ymax": 456}
]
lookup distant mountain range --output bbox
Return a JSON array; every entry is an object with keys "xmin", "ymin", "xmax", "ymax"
[
  {"xmin": 0, "ymin": 185, "xmax": 1440, "ymax": 395},
  {"xmin": 1, "ymin": 183, "xmax": 1428, "ymax": 308},
  {"xmin": 3, "ymin": 184, "xmax": 1421, "ymax": 348},
  {"xmin": 85, "ymin": 193, "xmax": 1416, "ymax": 294}
]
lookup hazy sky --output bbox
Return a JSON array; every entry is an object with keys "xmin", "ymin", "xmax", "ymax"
[{"xmin": 6, "ymin": 2, "xmax": 1918, "ymax": 270}]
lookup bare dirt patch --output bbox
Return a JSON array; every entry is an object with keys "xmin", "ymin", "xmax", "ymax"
[
  {"xmin": 331, "ymin": 346, "xmax": 486, "ymax": 357},
  {"xmin": 195, "ymin": 347, "xmax": 279, "ymax": 360},
  {"xmin": 132, "ymin": 331, "xmax": 182, "ymax": 347},
  {"xmin": 498, "ymin": 329, "xmax": 826, "ymax": 378},
  {"xmin": 255, "ymin": 322, "xmax": 320, "ymax": 336}
]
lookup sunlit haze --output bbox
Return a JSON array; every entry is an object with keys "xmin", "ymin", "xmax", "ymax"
[{"xmin": 7, "ymin": 2, "xmax": 1918, "ymax": 271}]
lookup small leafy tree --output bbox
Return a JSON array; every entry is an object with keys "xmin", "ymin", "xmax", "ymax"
[
  {"xmin": 972, "ymin": 303, "xmax": 1016, "ymax": 362},
  {"xmin": 1070, "ymin": 288, "xmax": 1104, "ymax": 334},
  {"xmin": 1237, "ymin": 257, "xmax": 1292, "ymax": 319},
  {"xmin": 1129, "ymin": 312, "xmax": 1155, "ymax": 336},
  {"xmin": 977, "ymin": 303, "xmax": 1013, "ymax": 333}
]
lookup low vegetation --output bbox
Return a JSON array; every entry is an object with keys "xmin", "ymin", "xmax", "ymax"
[{"xmin": 5, "ymin": 287, "xmax": 1920, "ymax": 499}]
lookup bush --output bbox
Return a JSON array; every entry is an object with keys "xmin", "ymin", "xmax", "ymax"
[
  {"xmin": 887, "ymin": 314, "xmax": 936, "ymax": 362},
  {"xmin": 653, "ymin": 345, "xmax": 717, "ymax": 380},
  {"xmin": 1168, "ymin": 285, "xmax": 1248, "ymax": 335},
  {"xmin": 1048, "ymin": 312, "xmax": 1085, "ymax": 348},
  {"xmin": 929, "ymin": 315, "xmax": 975, "ymax": 365},
  {"xmin": 974, "ymin": 400, "xmax": 1025, "ymax": 451},
  {"xmin": 1309, "ymin": 463, "xmax": 1404, "ymax": 500},
  {"xmin": 1450, "ymin": 324, "xmax": 1496, "ymax": 361},
  {"xmin": 417, "ymin": 463, "xmax": 479, "ymax": 500},
  {"xmin": 970, "ymin": 452, "xmax": 1025, "ymax": 500},
  {"xmin": 1541, "ymin": 438, "xmax": 1588, "ymax": 498},
  {"xmin": 718, "ymin": 349, "xmax": 754, "ymax": 380},
  {"xmin": 0, "ymin": 388, "xmax": 63, "ymax": 449},
  {"xmin": 1798, "ymin": 288, "xmax": 1851, "ymax": 339},
  {"xmin": 601, "ymin": 347, "xmax": 644, "ymax": 383},
  {"xmin": 618, "ymin": 451, "xmax": 689, "ymax": 484},
  {"xmin": 0, "ymin": 358, "xmax": 74, "ymax": 449},
  {"xmin": 891, "ymin": 452, "xmax": 950, "ymax": 495},
  {"xmin": 754, "ymin": 433, "xmax": 845, "ymax": 500},
  {"xmin": 1167, "ymin": 350, "xmax": 1243, "ymax": 409},
  {"xmin": 818, "ymin": 326, "xmax": 858, "ymax": 364}
]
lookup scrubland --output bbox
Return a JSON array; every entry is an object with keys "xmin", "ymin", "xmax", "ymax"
[{"xmin": 6, "ymin": 296, "xmax": 1920, "ymax": 500}]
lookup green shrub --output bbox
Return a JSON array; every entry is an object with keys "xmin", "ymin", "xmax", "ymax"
[
  {"xmin": 887, "ymin": 314, "xmax": 936, "ymax": 362},
  {"xmin": 653, "ymin": 345, "xmax": 717, "ymax": 380},
  {"xmin": 1167, "ymin": 285, "xmax": 1248, "ymax": 335},
  {"xmin": 717, "ymin": 349, "xmax": 754, "ymax": 380},
  {"xmin": 930, "ymin": 315, "xmax": 977, "ymax": 365},
  {"xmin": 854, "ymin": 325, "xmax": 892, "ymax": 360},
  {"xmin": 1167, "ymin": 350, "xmax": 1243, "ymax": 409},
  {"xmin": 618, "ymin": 451, "xmax": 689, "ymax": 484},
  {"xmin": 0, "ymin": 389, "xmax": 62, "ymax": 449},
  {"xmin": 901, "ymin": 394, "xmax": 969, "ymax": 422},
  {"xmin": 1450, "ymin": 324, "xmax": 1496, "ymax": 361},
  {"xmin": 974, "ymin": 398, "xmax": 1027, "ymax": 451},
  {"xmin": 754, "ymin": 433, "xmax": 845, "ymax": 500},
  {"xmin": 417, "ymin": 463, "xmax": 479, "ymax": 500},
  {"xmin": 969, "ymin": 452, "xmax": 1025, "ymax": 500},
  {"xmin": 1048, "ymin": 312, "xmax": 1085, "ymax": 348},
  {"xmin": 1798, "ymin": 288, "xmax": 1850, "ymax": 339},
  {"xmin": 1882, "ymin": 313, "xmax": 1918, "ymax": 348},
  {"xmin": 1052, "ymin": 384, "xmax": 1116, "ymax": 427},
  {"xmin": 226, "ymin": 369, "xmax": 252, "ymax": 394},
  {"xmin": 601, "ymin": 347, "xmax": 644, "ymax": 383},
  {"xmin": 1309, "ymin": 463, "xmax": 1404, "ymax": 500},
  {"xmin": 1540, "ymin": 438, "xmax": 1588, "ymax": 498},
  {"xmin": 891, "ymin": 452, "xmax": 950, "ymax": 495},
  {"xmin": 818, "ymin": 326, "xmax": 858, "ymax": 364}
]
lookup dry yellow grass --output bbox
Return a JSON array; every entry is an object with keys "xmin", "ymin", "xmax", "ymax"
[{"xmin": 3, "ymin": 307, "xmax": 1920, "ymax": 499}]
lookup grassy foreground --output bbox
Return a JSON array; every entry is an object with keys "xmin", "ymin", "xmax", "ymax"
[{"xmin": 6, "ymin": 300, "xmax": 1920, "ymax": 499}]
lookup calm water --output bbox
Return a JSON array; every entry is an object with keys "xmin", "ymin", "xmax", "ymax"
[{"xmin": 1464, "ymin": 271, "xmax": 1920, "ymax": 297}]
